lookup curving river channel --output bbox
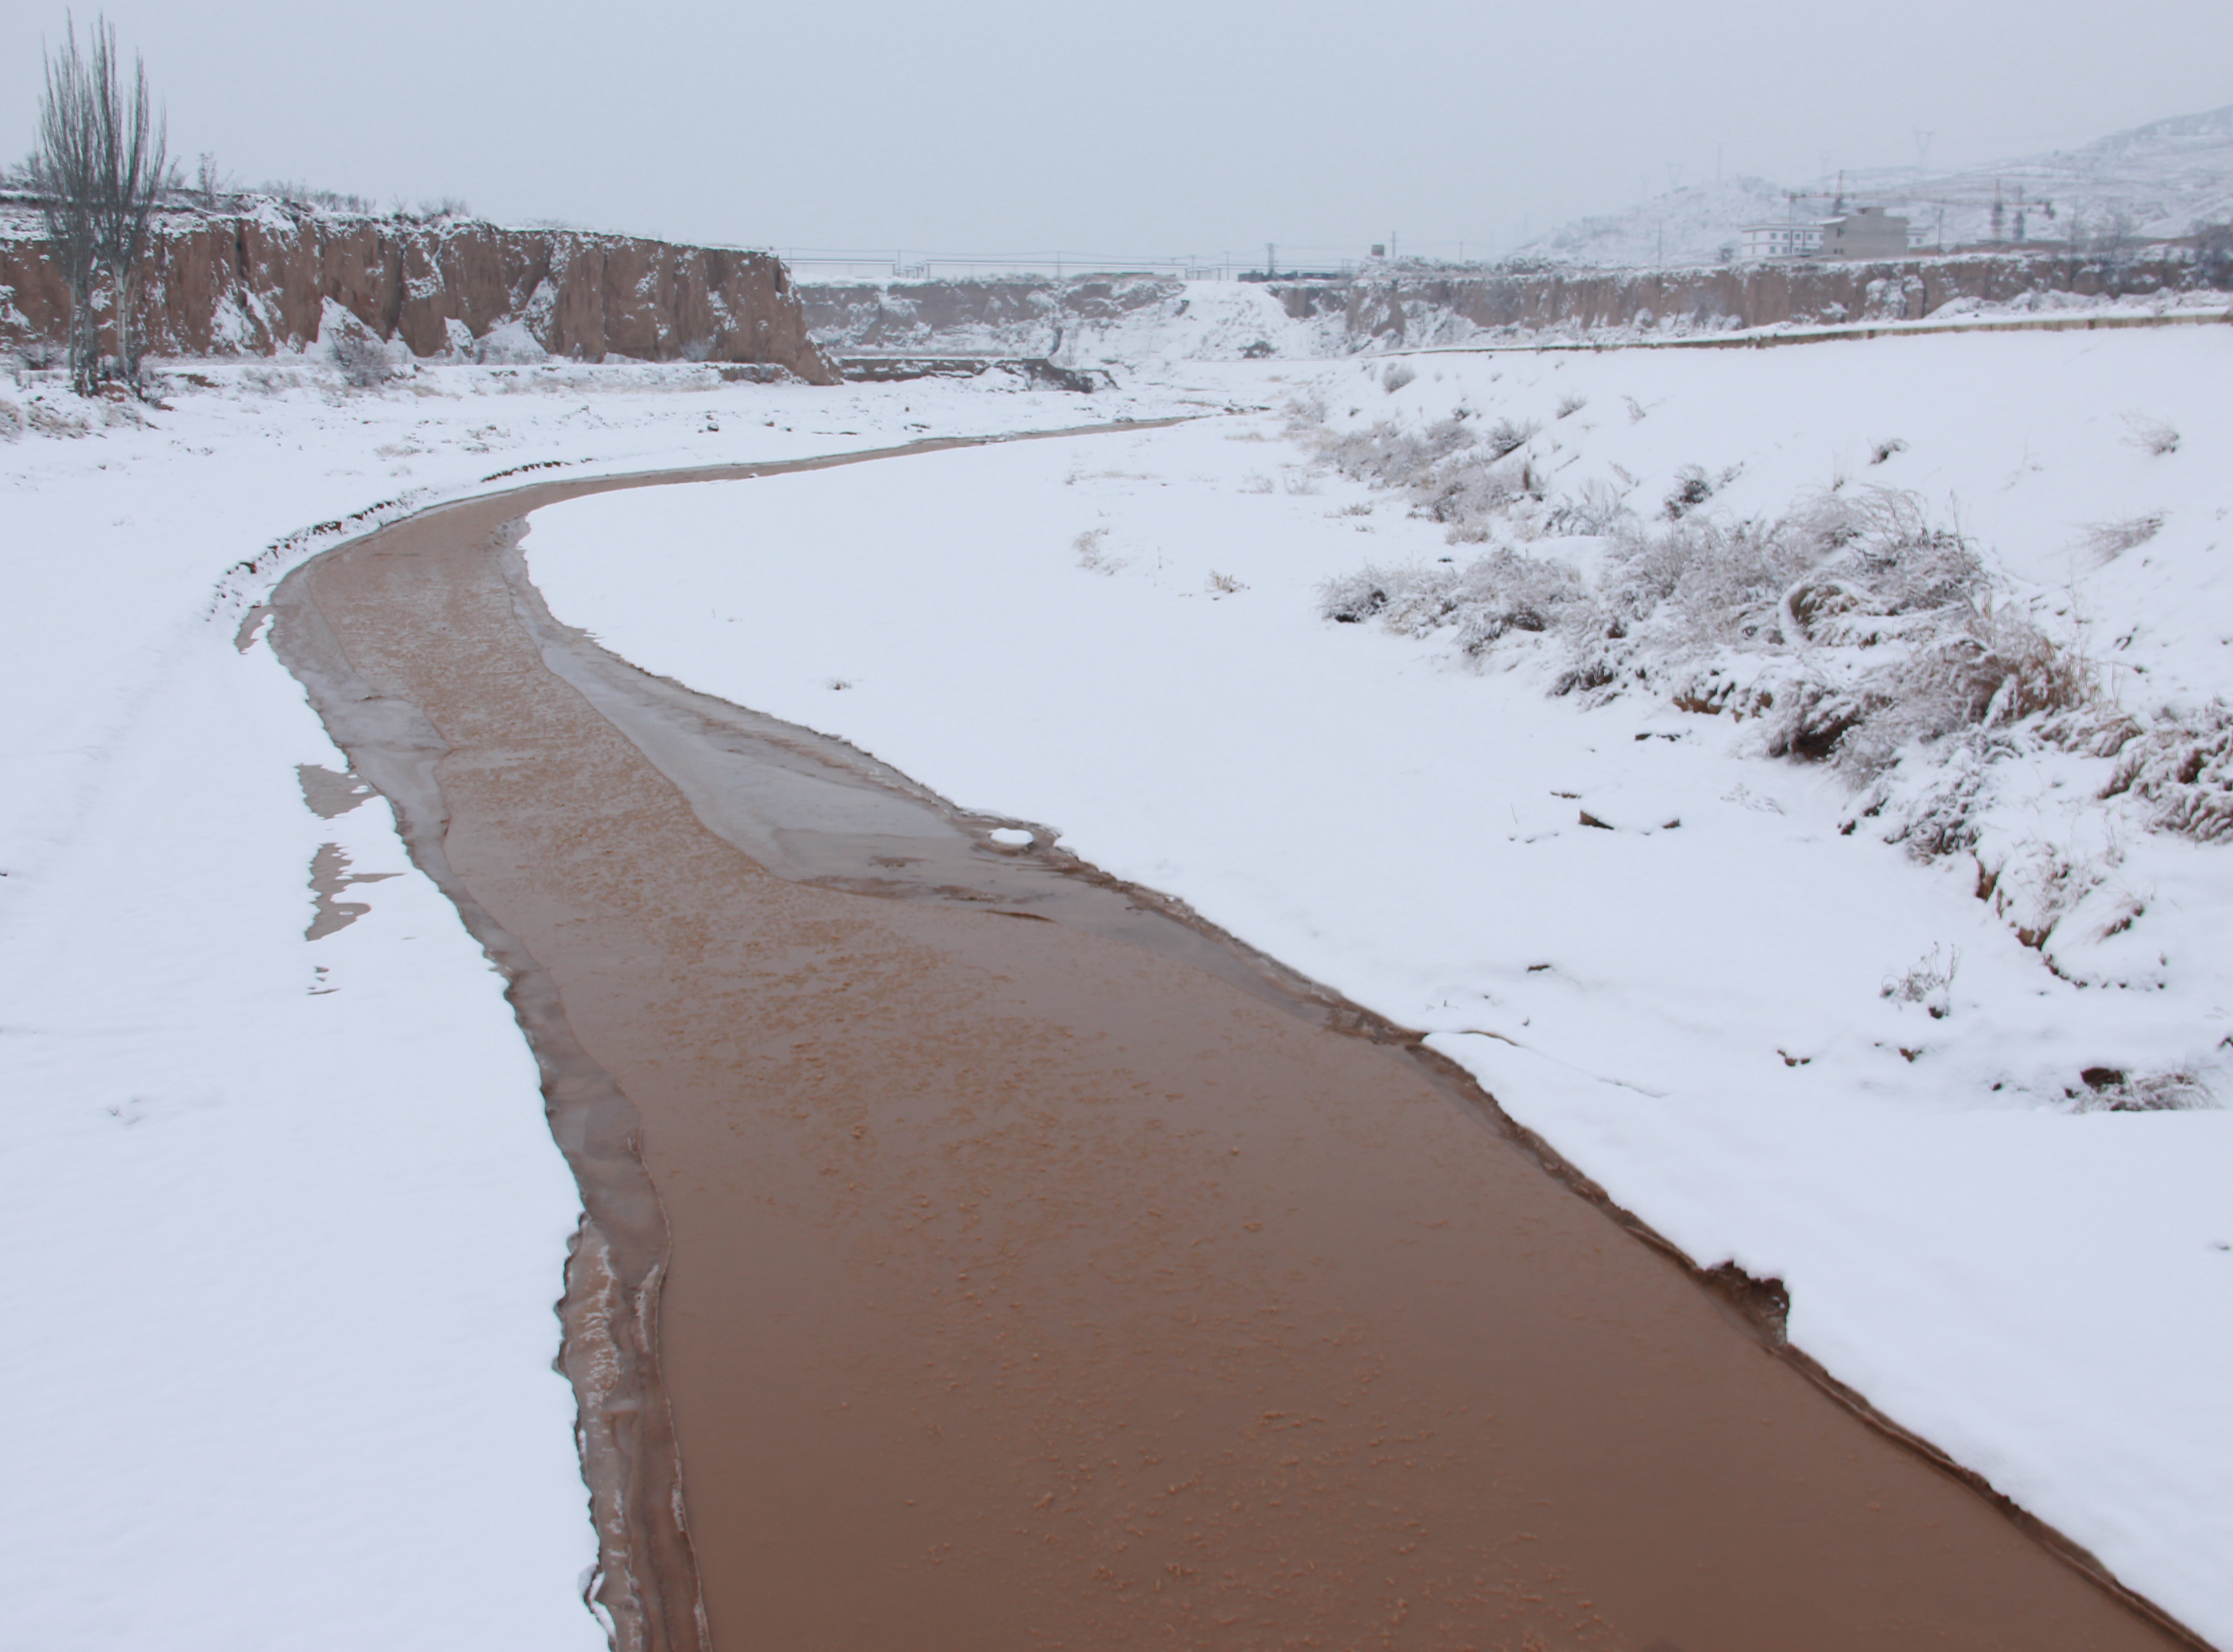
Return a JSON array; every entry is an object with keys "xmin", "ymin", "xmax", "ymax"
[{"xmin": 268, "ymin": 428, "xmax": 2205, "ymax": 1652}]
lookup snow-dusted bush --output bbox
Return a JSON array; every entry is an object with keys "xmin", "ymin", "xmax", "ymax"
[
  {"xmin": 1315, "ymin": 474, "xmax": 2101, "ymax": 805},
  {"xmin": 2081, "ymin": 513, "xmax": 2164, "ymax": 562},
  {"xmin": 2100, "ymin": 700, "xmax": 2233, "ymax": 842},
  {"xmin": 2123, "ymin": 414, "xmax": 2180, "ymax": 457},
  {"xmin": 332, "ymin": 327, "xmax": 395, "ymax": 389},
  {"xmin": 1881, "ymin": 945, "xmax": 1959, "ymax": 1019},
  {"xmin": 473, "ymin": 320, "xmax": 548, "ymax": 366},
  {"xmin": 1483, "ymin": 416, "xmax": 1540, "ymax": 460},
  {"xmin": 1661, "ymin": 464, "xmax": 1718, "ymax": 519},
  {"xmin": 1318, "ymin": 415, "xmax": 1476, "ymax": 490},
  {"xmin": 1540, "ymin": 478, "xmax": 1632, "ymax": 538},
  {"xmin": 1320, "ymin": 550, "xmax": 1588, "ymax": 655},
  {"xmin": 2069, "ymin": 1069, "xmax": 2214, "ymax": 1112}
]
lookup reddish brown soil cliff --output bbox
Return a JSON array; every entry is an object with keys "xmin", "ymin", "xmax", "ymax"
[
  {"xmin": 1289, "ymin": 248, "xmax": 2220, "ymax": 341},
  {"xmin": 797, "ymin": 251, "xmax": 2224, "ymax": 358},
  {"xmin": 0, "ymin": 206, "xmax": 833, "ymax": 381}
]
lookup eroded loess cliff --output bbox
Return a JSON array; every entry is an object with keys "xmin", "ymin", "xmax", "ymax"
[
  {"xmin": 0, "ymin": 205, "xmax": 833, "ymax": 382},
  {"xmin": 1295, "ymin": 248, "xmax": 2225, "ymax": 344}
]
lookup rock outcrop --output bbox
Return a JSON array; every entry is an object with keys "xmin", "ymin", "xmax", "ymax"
[{"xmin": 0, "ymin": 203, "xmax": 833, "ymax": 382}]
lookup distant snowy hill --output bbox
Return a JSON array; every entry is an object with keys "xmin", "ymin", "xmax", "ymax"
[{"xmin": 1519, "ymin": 103, "xmax": 2233, "ymax": 268}]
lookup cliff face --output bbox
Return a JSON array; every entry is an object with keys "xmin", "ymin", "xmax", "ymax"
[
  {"xmin": 0, "ymin": 207, "xmax": 834, "ymax": 382},
  {"xmin": 803, "ymin": 276, "xmax": 1179, "ymax": 355},
  {"xmin": 1303, "ymin": 249, "xmax": 2220, "ymax": 344},
  {"xmin": 795, "ymin": 252, "xmax": 2224, "ymax": 364}
]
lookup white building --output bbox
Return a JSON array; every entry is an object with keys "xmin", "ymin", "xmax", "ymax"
[
  {"xmin": 1740, "ymin": 206, "xmax": 1915, "ymax": 262},
  {"xmin": 1740, "ymin": 222, "xmax": 1824, "ymax": 260}
]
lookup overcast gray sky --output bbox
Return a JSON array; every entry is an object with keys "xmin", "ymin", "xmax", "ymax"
[{"xmin": 4, "ymin": 0, "xmax": 2228, "ymax": 262}]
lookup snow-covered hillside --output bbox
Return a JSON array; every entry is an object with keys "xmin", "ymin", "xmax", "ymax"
[
  {"xmin": 1518, "ymin": 103, "xmax": 2233, "ymax": 268},
  {"xmin": 521, "ymin": 326, "xmax": 2233, "ymax": 1647}
]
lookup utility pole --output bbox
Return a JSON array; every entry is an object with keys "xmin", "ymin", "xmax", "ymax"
[{"xmin": 1266, "ymin": 241, "xmax": 1275, "ymax": 278}]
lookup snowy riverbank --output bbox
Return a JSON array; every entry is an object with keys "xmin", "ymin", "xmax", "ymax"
[
  {"xmin": 7, "ymin": 320, "xmax": 2229, "ymax": 1645},
  {"xmin": 522, "ymin": 326, "xmax": 2233, "ymax": 1645},
  {"xmin": 0, "ymin": 354, "xmax": 1178, "ymax": 1650}
]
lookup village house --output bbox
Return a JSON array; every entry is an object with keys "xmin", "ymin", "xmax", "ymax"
[
  {"xmin": 1740, "ymin": 221, "xmax": 1824, "ymax": 259},
  {"xmin": 1741, "ymin": 206, "xmax": 1913, "ymax": 261}
]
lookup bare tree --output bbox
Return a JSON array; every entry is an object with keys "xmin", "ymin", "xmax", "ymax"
[
  {"xmin": 28, "ymin": 22, "xmax": 102, "ymax": 392},
  {"xmin": 29, "ymin": 16, "xmax": 167, "ymax": 394}
]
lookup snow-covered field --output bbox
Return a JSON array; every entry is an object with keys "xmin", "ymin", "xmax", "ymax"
[
  {"xmin": 7, "ymin": 315, "xmax": 2231, "ymax": 1646},
  {"xmin": 0, "ymin": 353, "xmax": 1182, "ymax": 1650},
  {"xmin": 522, "ymin": 326, "xmax": 2233, "ymax": 1644}
]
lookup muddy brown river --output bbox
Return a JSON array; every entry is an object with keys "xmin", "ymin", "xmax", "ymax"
[{"xmin": 268, "ymin": 431, "xmax": 2205, "ymax": 1652}]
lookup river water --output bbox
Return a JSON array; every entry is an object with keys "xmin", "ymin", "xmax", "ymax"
[{"xmin": 270, "ymin": 435, "xmax": 2197, "ymax": 1652}]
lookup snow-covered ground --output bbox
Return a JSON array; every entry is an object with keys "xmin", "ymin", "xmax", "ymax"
[
  {"xmin": 0, "ymin": 350, "xmax": 1183, "ymax": 1650},
  {"xmin": 521, "ymin": 326, "xmax": 2233, "ymax": 1645},
  {"xmin": 9, "ymin": 315, "xmax": 2231, "ymax": 1645}
]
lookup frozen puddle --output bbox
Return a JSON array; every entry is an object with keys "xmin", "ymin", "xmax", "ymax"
[{"xmin": 270, "ymin": 436, "xmax": 2201, "ymax": 1652}]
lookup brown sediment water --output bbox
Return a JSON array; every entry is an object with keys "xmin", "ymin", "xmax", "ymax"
[{"xmin": 268, "ymin": 432, "xmax": 2207, "ymax": 1652}]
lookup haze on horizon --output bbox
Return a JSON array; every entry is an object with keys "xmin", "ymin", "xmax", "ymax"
[{"xmin": 2, "ymin": 0, "xmax": 2227, "ymax": 263}]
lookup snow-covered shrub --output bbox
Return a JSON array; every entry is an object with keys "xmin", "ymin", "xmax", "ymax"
[
  {"xmin": 2100, "ymin": 701, "xmax": 2233, "ymax": 842},
  {"xmin": 2082, "ymin": 513, "xmax": 2164, "ymax": 563},
  {"xmin": 1317, "ymin": 551, "xmax": 1588, "ymax": 654},
  {"xmin": 1483, "ymin": 416, "xmax": 1540, "ymax": 460},
  {"xmin": 1382, "ymin": 363, "xmax": 1416, "ymax": 392},
  {"xmin": 1833, "ymin": 603, "xmax": 2096, "ymax": 777},
  {"xmin": 2069, "ymin": 1069, "xmax": 2214, "ymax": 1112},
  {"xmin": 1316, "ymin": 463, "xmax": 2098, "ymax": 823},
  {"xmin": 1661, "ymin": 464, "xmax": 1717, "ymax": 519},
  {"xmin": 1318, "ymin": 416, "xmax": 1476, "ymax": 489},
  {"xmin": 1881, "ymin": 945, "xmax": 1958, "ymax": 1019},
  {"xmin": 332, "ymin": 329, "xmax": 394, "ymax": 389},
  {"xmin": 474, "ymin": 320, "xmax": 547, "ymax": 366},
  {"xmin": 1540, "ymin": 478, "xmax": 1632, "ymax": 538},
  {"xmin": 1318, "ymin": 565, "xmax": 1398, "ymax": 624},
  {"xmin": 318, "ymin": 301, "xmax": 401, "ymax": 389},
  {"xmin": 2123, "ymin": 414, "xmax": 2180, "ymax": 457},
  {"xmin": 1072, "ymin": 527, "xmax": 1123, "ymax": 575}
]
